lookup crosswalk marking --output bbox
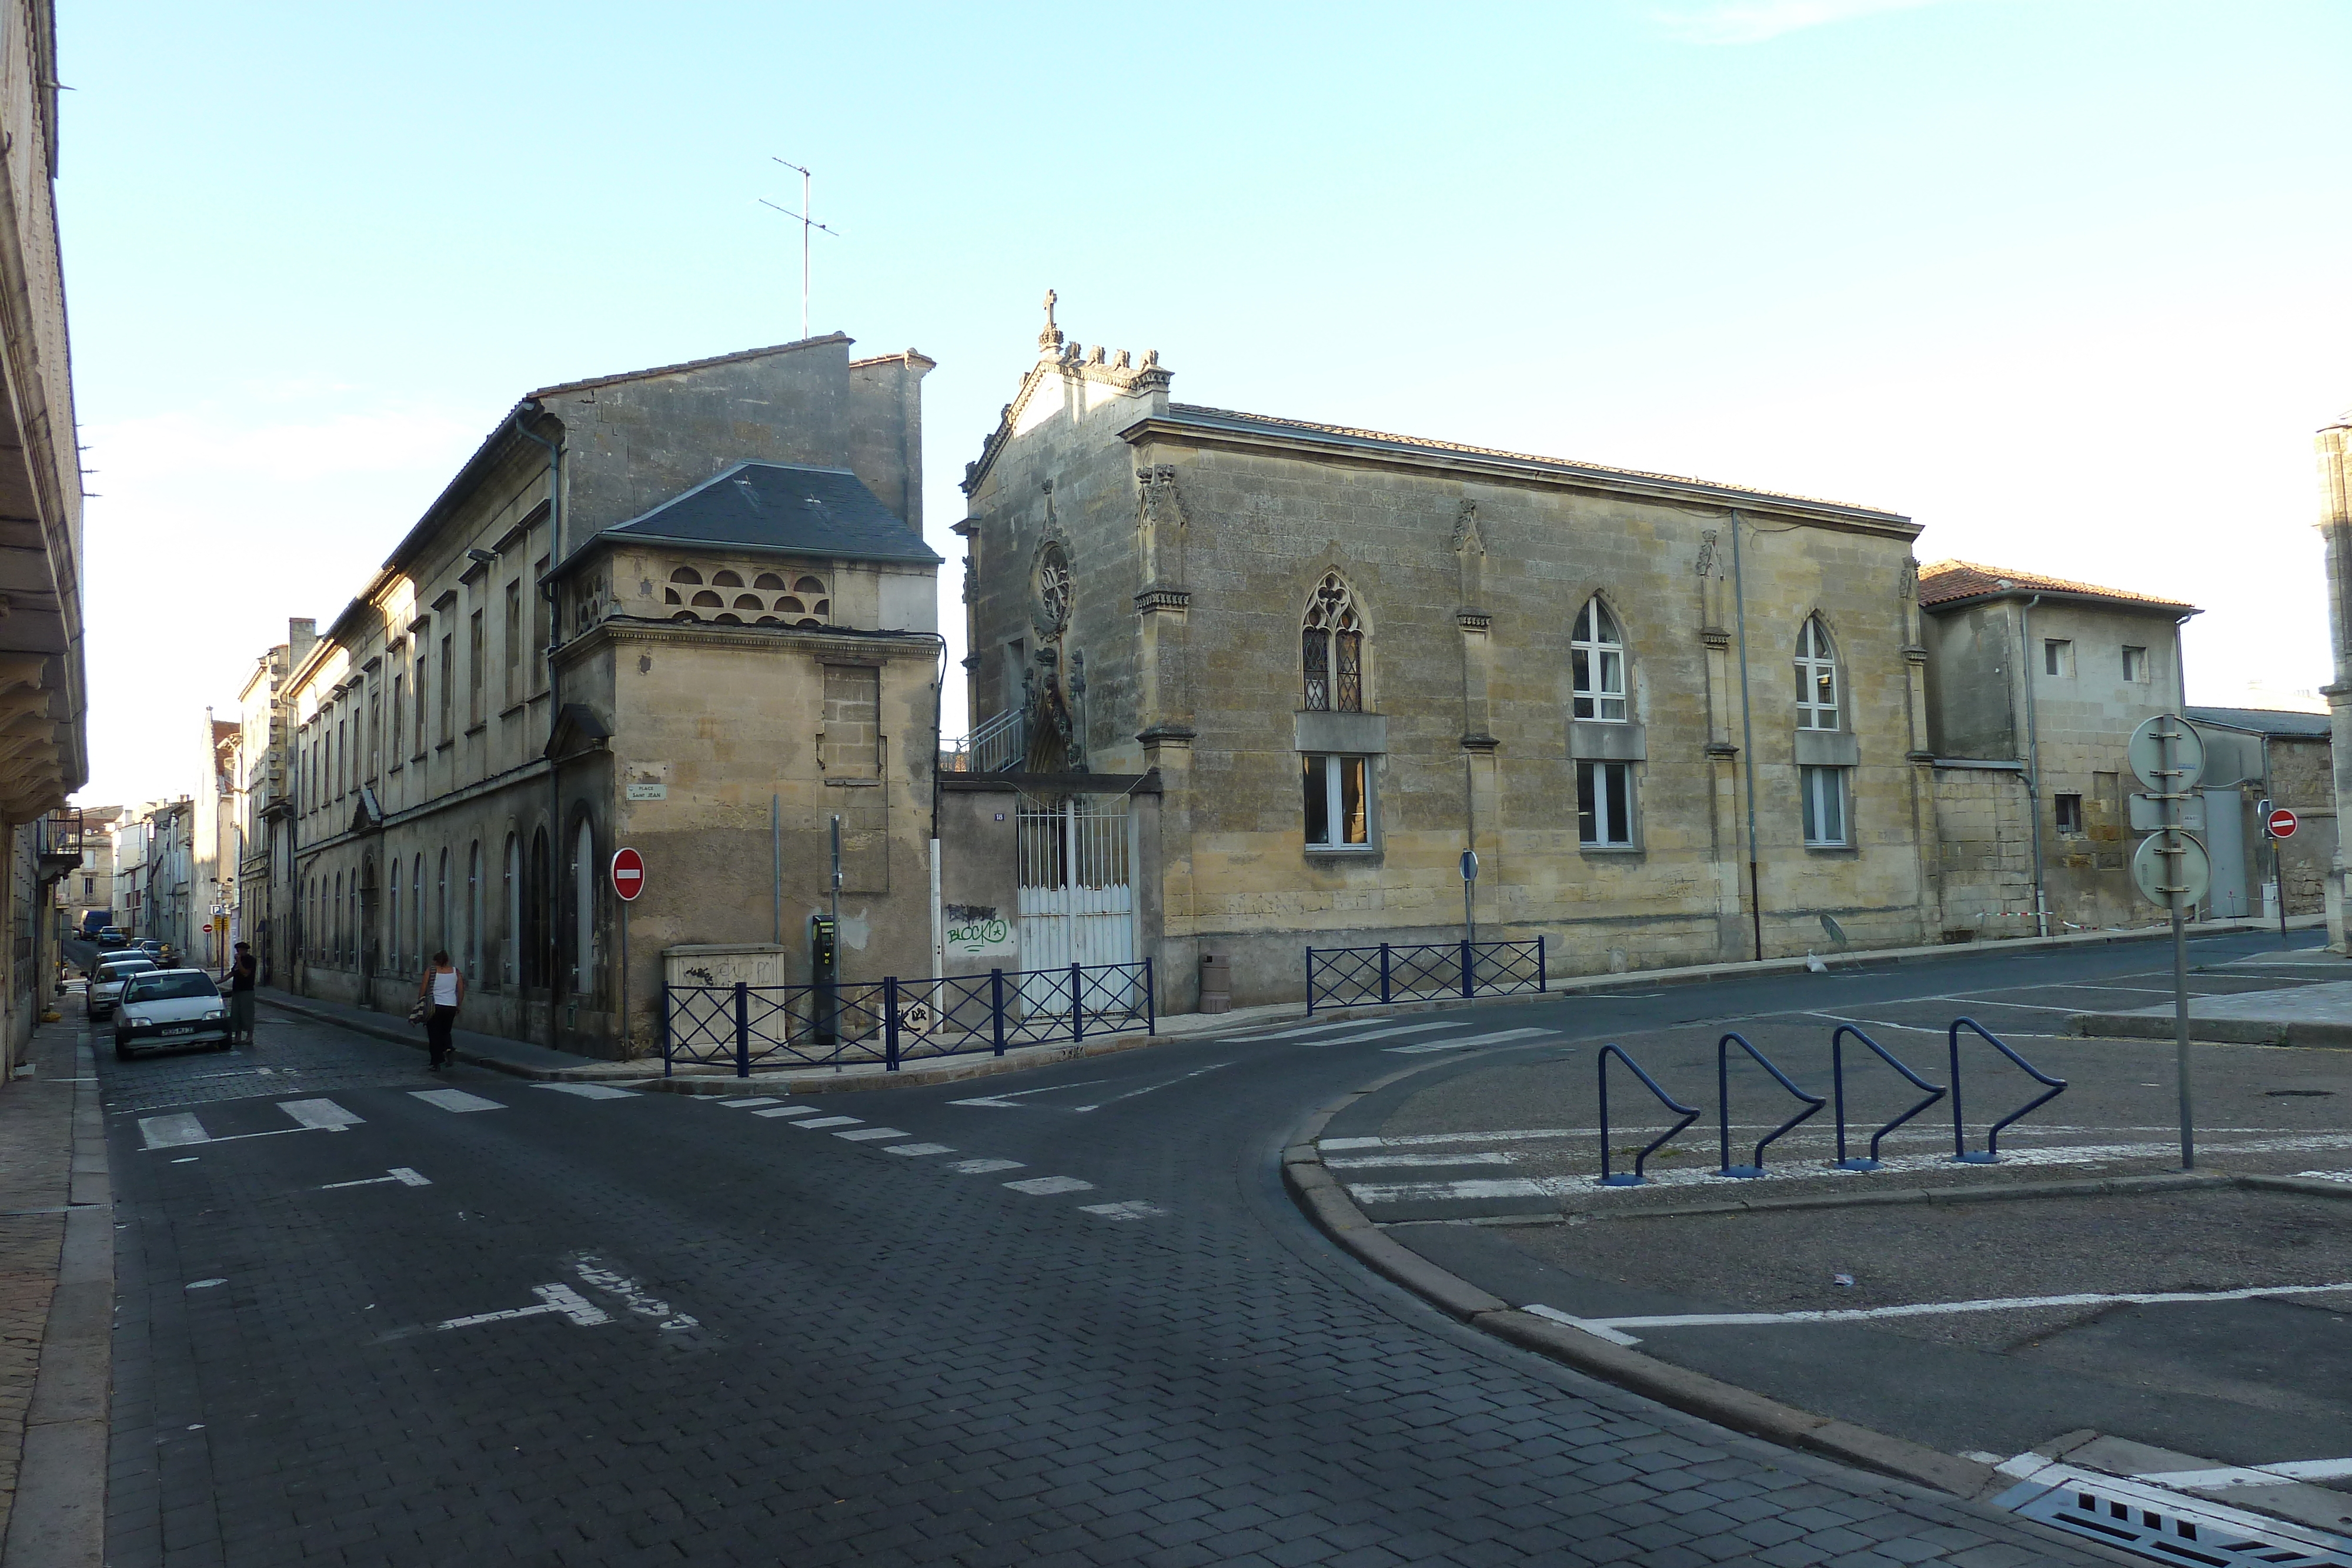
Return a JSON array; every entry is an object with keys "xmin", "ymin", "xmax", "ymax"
[
  {"xmin": 1321, "ymin": 1127, "xmax": 1591, "ymax": 1151},
  {"xmin": 947, "ymin": 1158, "xmax": 1022, "ymax": 1174},
  {"xmin": 278, "ymin": 1099, "xmax": 363, "ymax": 1130},
  {"xmin": 833, "ymin": 1128, "xmax": 909, "ymax": 1141},
  {"xmin": 1385, "ymin": 1027, "xmax": 1557, "ymax": 1054},
  {"xmin": 883, "ymin": 1143, "xmax": 953, "ymax": 1156},
  {"xmin": 1079, "ymin": 1200, "xmax": 1167, "ymax": 1220},
  {"xmin": 752, "ymin": 1105, "xmax": 821, "ymax": 1118},
  {"xmin": 321, "ymin": 1168, "xmax": 432, "ymax": 1191},
  {"xmin": 139, "ymin": 1113, "xmax": 209, "ymax": 1150},
  {"xmin": 410, "ymin": 1088, "xmax": 505, "ymax": 1114},
  {"xmin": 791, "ymin": 1116, "xmax": 860, "ymax": 1130},
  {"xmin": 1309, "ymin": 1022, "xmax": 1476, "ymax": 1048},
  {"xmin": 1324, "ymin": 1152, "xmax": 1515, "ymax": 1169},
  {"xmin": 532, "ymin": 1084, "xmax": 637, "ymax": 1101},
  {"xmin": 1345, "ymin": 1176, "xmax": 1549, "ymax": 1203},
  {"xmin": 1005, "ymin": 1176, "xmax": 1094, "ymax": 1195},
  {"xmin": 714, "ymin": 1097, "xmax": 780, "ymax": 1108}
]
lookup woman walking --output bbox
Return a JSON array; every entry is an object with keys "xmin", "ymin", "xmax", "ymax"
[{"xmin": 419, "ymin": 950, "xmax": 464, "ymax": 1072}]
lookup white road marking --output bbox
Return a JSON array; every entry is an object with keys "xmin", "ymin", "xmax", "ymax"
[
  {"xmin": 1004, "ymin": 1176, "xmax": 1095, "ymax": 1195},
  {"xmin": 1079, "ymin": 1200, "xmax": 1168, "ymax": 1220},
  {"xmin": 2137, "ymin": 1458, "xmax": 2352, "ymax": 1489},
  {"xmin": 947, "ymin": 1158, "xmax": 1023, "ymax": 1174},
  {"xmin": 1346, "ymin": 1177, "xmax": 1549, "ymax": 1203},
  {"xmin": 1305, "ymin": 1023, "xmax": 1475, "ymax": 1048},
  {"xmin": 1069, "ymin": 1063, "xmax": 1233, "ymax": 1111},
  {"xmin": 570, "ymin": 1254, "xmax": 699, "ymax": 1333},
  {"xmin": 714, "ymin": 1097, "xmax": 781, "ymax": 1108},
  {"xmin": 532, "ymin": 1084, "xmax": 637, "ymax": 1100},
  {"xmin": 1322, "ymin": 1128, "xmax": 1591, "ymax": 1151},
  {"xmin": 1805, "ymin": 1011, "xmax": 2063, "ymax": 1040},
  {"xmin": 410, "ymin": 1089, "xmax": 504, "ymax": 1114},
  {"xmin": 1324, "ymin": 1152, "xmax": 1515, "ymax": 1170},
  {"xmin": 1386, "ymin": 1028, "xmax": 1558, "ymax": 1054},
  {"xmin": 320, "ymin": 1168, "xmax": 432, "ymax": 1191},
  {"xmin": 950, "ymin": 1079, "xmax": 1112, "ymax": 1108},
  {"xmin": 1524, "ymin": 1303, "xmax": 1644, "ymax": 1346},
  {"xmin": 1581, "ymin": 1281, "xmax": 2352, "ymax": 1332},
  {"xmin": 185, "ymin": 1278, "xmax": 226, "ymax": 1290},
  {"xmin": 278, "ymin": 1099, "xmax": 363, "ymax": 1130},
  {"xmin": 2293, "ymin": 1169, "xmax": 2352, "ymax": 1183},
  {"xmin": 437, "ymin": 1282, "xmax": 610, "ymax": 1332},
  {"xmin": 170, "ymin": 1157, "xmax": 197, "ymax": 1164},
  {"xmin": 752, "ymin": 1105, "xmax": 821, "ymax": 1118},
  {"xmin": 883, "ymin": 1143, "xmax": 953, "ymax": 1156},
  {"xmin": 1233, "ymin": 1018, "xmax": 1432, "ymax": 1041},
  {"xmin": 791, "ymin": 1116, "xmax": 861, "ymax": 1129},
  {"xmin": 139, "ymin": 1114, "xmax": 209, "ymax": 1149},
  {"xmin": 834, "ymin": 1127, "xmax": 910, "ymax": 1141}
]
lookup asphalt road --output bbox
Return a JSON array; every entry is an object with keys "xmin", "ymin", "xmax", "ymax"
[{"xmin": 98, "ymin": 932, "xmax": 2327, "ymax": 1567}]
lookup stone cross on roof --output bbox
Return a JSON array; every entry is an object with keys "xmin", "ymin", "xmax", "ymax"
[{"xmin": 1040, "ymin": 288, "xmax": 1064, "ymax": 354}]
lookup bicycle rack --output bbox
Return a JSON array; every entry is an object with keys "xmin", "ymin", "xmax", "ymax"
[
  {"xmin": 1830, "ymin": 1024, "xmax": 1947, "ymax": 1171},
  {"xmin": 1596, "ymin": 1044, "xmax": 1701, "ymax": 1188},
  {"xmin": 1718, "ymin": 1031, "xmax": 1826, "ymax": 1179},
  {"xmin": 1948, "ymin": 1016, "xmax": 2068, "ymax": 1163}
]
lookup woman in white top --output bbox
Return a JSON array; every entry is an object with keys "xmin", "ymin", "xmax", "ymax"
[{"xmin": 418, "ymin": 950, "xmax": 465, "ymax": 1072}]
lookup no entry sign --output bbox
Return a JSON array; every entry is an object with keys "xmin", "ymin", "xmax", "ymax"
[
  {"xmin": 2269, "ymin": 808, "xmax": 2299, "ymax": 840},
  {"xmin": 610, "ymin": 847, "xmax": 645, "ymax": 902}
]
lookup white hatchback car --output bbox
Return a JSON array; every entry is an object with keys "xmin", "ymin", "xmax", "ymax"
[
  {"xmin": 87, "ymin": 956, "xmax": 158, "ymax": 1021},
  {"xmin": 113, "ymin": 969, "xmax": 232, "ymax": 1058}
]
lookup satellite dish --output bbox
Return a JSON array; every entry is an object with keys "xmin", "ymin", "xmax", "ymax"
[{"xmin": 1819, "ymin": 913, "xmax": 1849, "ymax": 947}]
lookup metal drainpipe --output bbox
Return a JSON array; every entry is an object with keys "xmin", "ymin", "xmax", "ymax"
[
  {"xmin": 510, "ymin": 404, "xmax": 563, "ymax": 1052},
  {"xmin": 1729, "ymin": 509, "xmax": 1765, "ymax": 962},
  {"xmin": 2019, "ymin": 594, "xmax": 2048, "ymax": 937}
]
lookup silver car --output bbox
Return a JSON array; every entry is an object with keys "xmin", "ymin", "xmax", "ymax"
[
  {"xmin": 113, "ymin": 969, "xmax": 231, "ymax": 1058},
  {"xmin": 88, "ymin": 956, "xmax": 158, "ymax": 1021}
]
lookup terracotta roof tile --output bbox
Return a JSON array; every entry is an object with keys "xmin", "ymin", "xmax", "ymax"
[{"xmin": 1916, "ymin": 559, "xmax": 2199, "ymax": 614}]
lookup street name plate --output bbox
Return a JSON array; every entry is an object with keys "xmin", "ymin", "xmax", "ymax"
[
  {"xmin": 2127, "ymin": 792, "xmax": 2206, "ymax": 832},
  {"xmin": 2131, "ymin": 830, "xmax": 2210, "ymax": 909},
  {"xmin": 2127, "ymin": 714, "xmax": 2204, "ymax": 793}
]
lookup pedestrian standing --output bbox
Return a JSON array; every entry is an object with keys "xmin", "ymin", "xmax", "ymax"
[
  {"xmin": 419, "ymin": 951, "xmax": 464, "ymax": 1072},
  {"xmin": 226, "ymin": 941, "xmax": 258, "ymax": 1047}
]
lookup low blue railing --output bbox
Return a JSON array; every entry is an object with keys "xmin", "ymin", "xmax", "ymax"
[
  {"xmin": 1830, "ymin": 1024, "xmax": 1946, "ymax": 1171},
  {"xmin": 1948, "ymin": 1015, "xmax": 2067, "ymax": 1163},
  {"xmin": 660, "ymin": 959, "xmax": 1155, "ymax": 1077},
  {"xmin": 1597, "ymin": 1044, "xmax": 1700, "ymax": 1187},
  {"xmin": 1716, "ymin": 1031, "xmax": 1825, "ymax": 1178},
  {"xmin": 1305, "ymin": 937, "xmax": 1545, "ymax": 1014}
]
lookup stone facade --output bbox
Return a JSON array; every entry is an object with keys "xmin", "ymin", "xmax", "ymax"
[
  {"xmin": 2187, "ymin": 707, "xmax": 2336, "ymax": 919},
  {"xmin": 272, "ymin": 334, "xmax": 941, "ymax": 1058},
  {"xmin": 958, "ymin": 304, "xmax": 1940, "ymax": 1008}
]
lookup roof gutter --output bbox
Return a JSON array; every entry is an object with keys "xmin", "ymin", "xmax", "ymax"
[{"xmin": 2019, "ymin": 594, "xmax": 2048, "ymax": 938}]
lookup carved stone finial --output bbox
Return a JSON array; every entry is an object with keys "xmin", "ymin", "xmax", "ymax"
[
  {"xmin": 1114, "ymin": 348, "xmax": 1131, "ymax": 369},
  {"xmin": 1142, "ymin": 349, "xmax": 1160, "ymax": 368},
  {"xmin": 1039, "ymin": 288, "xmax": 1064, "ymax": 353},
  {"xmin": 1088, "ymin": 344, "xmax": 1106, "ymax": 365}
]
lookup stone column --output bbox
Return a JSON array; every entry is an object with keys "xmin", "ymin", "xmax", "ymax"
[{"xmin": 2316, "ymin": 411, "xmax": 2352, "ymax": 951}]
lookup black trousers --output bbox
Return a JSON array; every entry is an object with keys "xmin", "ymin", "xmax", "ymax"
[{"xmin": 427, "ymin": 1005, "xmax": 457, "ymax": 1065}]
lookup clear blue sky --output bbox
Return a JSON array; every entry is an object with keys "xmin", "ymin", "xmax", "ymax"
[{"xmin": 64, "ymin": 0, "xmax": 2352, "ymax": 806}]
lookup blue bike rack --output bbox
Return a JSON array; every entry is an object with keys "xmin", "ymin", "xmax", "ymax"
[
  {"xmin": 1830, "ymin": 1024, "xmax": 1947, "ymax": 1171},
  {"xmin": 1596, "ymin": 1044, "xmax": 1700, "ymax": 1188},
  {"xmin": 1717, "ymin": 1032, "xmax": 1826, "ymax": 1179},
  {"xmin": 1947, "ymin": 1016, "xmax": 2068, "ymax": 1163}
]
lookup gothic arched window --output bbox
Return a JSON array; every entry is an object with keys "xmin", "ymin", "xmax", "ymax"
[
  {"xmin": 1302, "ymin": 574, "xmax": 1364, "ymax": 713},
  {"xmin": 1796, "ymin": 615, "xmax": 1839, "ymax": 731},
  {"xmin": 1571, "ymin": 597, "xmax": 1628, "ymax": 721}
]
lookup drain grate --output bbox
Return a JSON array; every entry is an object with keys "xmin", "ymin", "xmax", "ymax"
[{"xmin": 1997, "ymin": 1463, "xmax": 2352, "ymax": 1567}]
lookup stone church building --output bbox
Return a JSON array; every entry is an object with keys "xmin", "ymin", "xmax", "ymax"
[{"xmin": 958, "ymin": 300, "xmax": 1948, "ymax": 1008}]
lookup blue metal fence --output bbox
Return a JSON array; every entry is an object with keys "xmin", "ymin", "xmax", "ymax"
[
  {"xmin": 1305, "ymin": 937, "xmax": 1545, "ymax": 1014},
  {"xmin": 660, "ymin": 958, "xmax": 1155, "ymax": 1077}
]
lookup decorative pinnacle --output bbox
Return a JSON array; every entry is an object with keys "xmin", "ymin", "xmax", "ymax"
[{"xmin": 1039, "ymin": 287, "xmax": 1064, "ymax": 354}]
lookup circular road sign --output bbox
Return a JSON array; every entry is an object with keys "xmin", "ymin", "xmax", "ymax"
[
  {"xmin": 2127, "ymin": 714, "xmax": 2205, "ymax": 794},
  {"xmin": 2131, "ymin": 830, "xmax": 2211, "ymax": 911},
  {"xmin": 610, "ymin": 847, "xmax": 645, "ymax": 903},
  {"xmin": 2269, "ymin": 807, "xmax": 2300, "ymax": 840}
]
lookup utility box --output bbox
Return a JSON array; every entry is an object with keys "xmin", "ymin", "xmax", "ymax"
[
  {"xmin": 1199, "ymin": 952, "xmax": 1231, "ymax": 1015},
  {"xmin": 663, "ymin": 944, "xmax": 787, "ymax": 993}
]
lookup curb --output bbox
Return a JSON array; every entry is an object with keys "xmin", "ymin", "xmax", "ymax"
[
  {"xmin": 4, "ymin": 1033, "xmax": 112, "ymax": 1568},
  {"xmin": 1280, "ymin": 1064, "xmax": 2002, "ymax": 1502},
  {"xmin": 2064, "ymin": 1011, "xmax": 2352, "ymax": 1049}
]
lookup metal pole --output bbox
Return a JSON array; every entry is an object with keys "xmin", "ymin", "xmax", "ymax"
[
  {"xmin": 771, "ymin": 794, "xmax": 781, "ymax": 946},
  {"xmin": 619, "ymin": 896, "xmax": 630, "ymax": 1059},
  {"xmin": 801, "ymin": 163, "xmax": 810, "ymax": 340},
  {"xmin": 829, "ymin": 814, "xmax": 841, "ymax": 945},
  {"xmin": 2277, "ymin": 827, "xmax": 2291, "ymax": 948},
  {"xmin": 2163, "ymin": 719, "xmax": 2195, "ymax": 1171}
]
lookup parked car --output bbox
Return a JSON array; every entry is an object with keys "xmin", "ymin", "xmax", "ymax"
[
  {"xmin": 113, "ymin": 970, "xmax": 230, "ymax": 1059},
  {"xmin": 95, "ymin": 927, "xmax": 128, "ymax": 949},
  {"xmin": 86, "ymin": 956, "xmax": 157, "ymax": 1020},
  {"xmin": 135, "ymin": 940, "xmax": 165, "ymax": 962}
]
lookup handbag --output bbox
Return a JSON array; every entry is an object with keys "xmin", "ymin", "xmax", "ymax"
[{"xmin": 408, "ymin": 992, "xmax": 431, "ymax": 1025}]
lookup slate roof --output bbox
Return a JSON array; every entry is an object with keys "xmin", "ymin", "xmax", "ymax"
[
  {"xmin": 1917, "ymin": 559, "xmax": 2199, "ymax": 614},
  {"xmin": 2185, "ymin": 706, "xmax": 2334, "ymax": 739},
  {"xmin": 598, "ymin": 462, "xmax": 942, "ymax": 566}
]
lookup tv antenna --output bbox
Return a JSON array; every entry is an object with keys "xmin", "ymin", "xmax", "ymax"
[{"xmin": 760, "ymin": 157, "xmax": 840, "ymax": 341}]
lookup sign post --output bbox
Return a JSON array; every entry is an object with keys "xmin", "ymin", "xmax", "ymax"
[
  {"xmin": 611, "ymin": 849, "xmax": 644, "ymax": 1057},
  {"xmin": 2266, "ymin": 806, "xmax": 2298, "ymax": 947},
  {"xmin": 2128, "ymin": 714, "xmax": 2204, "ymax": 1169},
  {"xmin": 1460, "ymin": 849, "xmax": 1479, "ymax": 947}
]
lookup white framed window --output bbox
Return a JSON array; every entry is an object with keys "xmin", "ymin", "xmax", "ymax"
[
  {"xmin": 1302, "ymin": 754, "xmax": 1372, "ymax": 849},
  {"xmin": 2043, "ymin": 638, "xmax": 2073, "ymax": 678},
  {"xmin": 1796, "ymin": 616, "xmax": 1839, "ymax": 731},
  {"xmin": 1801, "ymin": 765, "xmax": 1848, "ymax": 846},
  {"xmin": 1578, "ymin": 761, "xmax": 1635, "ymax": 847},
  {"xmin": 2122, "ymin": 644, "xmax": 2148, "ymax": 683},
  {"xmin": 1571, "ymin": 599, "xmax": 1628, "ymax": 721}
]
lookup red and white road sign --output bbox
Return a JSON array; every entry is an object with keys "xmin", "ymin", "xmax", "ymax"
[
  {"xmin": 610, "ymin": 847, "xmax": 645, "ymax": 902},
  {"xmin": 2268, "ymin": 808, "xmax": 2299, "ymax": 840}
]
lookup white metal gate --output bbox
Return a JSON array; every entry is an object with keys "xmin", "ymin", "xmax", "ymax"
[{"xmin": 1018, "ymin": 795, "xmax": 1135, "ymax": 974}]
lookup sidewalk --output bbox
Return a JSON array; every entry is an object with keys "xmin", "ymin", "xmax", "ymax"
[
  {"xmin": 2066, "ymin": 944, "xmax": 2352, "ymax": 1046},
  {"xmin": 0, "ymin": 1011, "xmax": 110, "ymax": 1567}
]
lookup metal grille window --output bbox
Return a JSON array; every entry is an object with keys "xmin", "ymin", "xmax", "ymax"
[
  {"xmin": 1301, "ymin": 574, "xmax": 1364, "ymax": 712},
  {"xmin": 1578, "ymin": 761, "xmax": 1635, "ymax": 847},
  {"xmin": 1796, "ymin": 616, "xmax": 1839, "ymax": 731},
  {"xmin": 1302, "ymin": 754, "xmax": 1372, "ymax": 848},
  {"xmin": 1801, "ymin": 765, "xmax": 1848, "ymax": 846},
  {"xmin": 1571, "ymin": 599, "xmax": 1628, "ymax": 721}
]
